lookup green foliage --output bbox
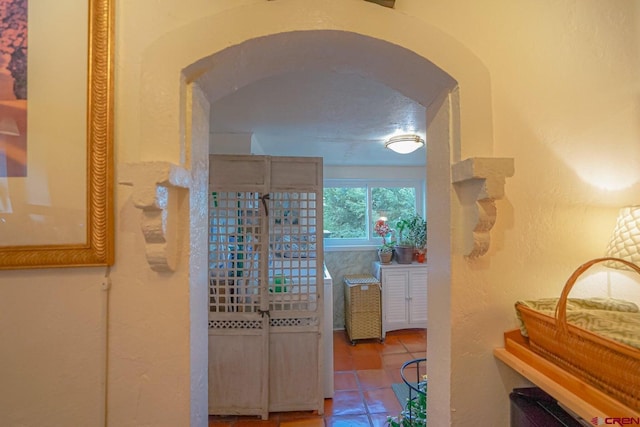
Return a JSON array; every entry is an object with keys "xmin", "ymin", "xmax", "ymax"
[
  {"xmin": 387, "ymin": 381, "xmax": 427, "ymax": 427},
  {"xmin": 323, "ymin": 186, "xmax": 416, "ymax": 239},
  {"xmin": 371, "ymin": 187, "xmax": 417, "ymax": 228},
  {"xmin": 407, "ymin": 214, "xmax": 427, "ymax": 250},
  {"xmin": 395, "ymin": 214, "xmax": 426, "ymax": 247},
  {"xmin": 378, "ymin": 241, "xmax": 395, "ymax": 253},
  {"xmin": 323, "ymin": 187, "xmax": 367, "ymax": 238},
  {"xmin": 395, "ymin": 218, "xmax": 411, "ymax": 245}
]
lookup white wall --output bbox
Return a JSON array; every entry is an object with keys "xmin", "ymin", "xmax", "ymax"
[
  {"xmin": 418, "ymin": 1, "xmax": 640, "ymax": 424},
  {"xmin": 0, "ymin": 1, "xmax": 638, "ymax": 426}
]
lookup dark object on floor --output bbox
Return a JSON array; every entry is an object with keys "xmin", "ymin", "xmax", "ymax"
[
  {"xmin": 392, "ymin": 382, "xmax": 419, "ymax": 405},
  {"xmin": 509, "ymin": 387, "xmax": 583, "ymax": 426}
]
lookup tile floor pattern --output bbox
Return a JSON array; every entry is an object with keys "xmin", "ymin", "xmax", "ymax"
[{"xmin": 209, "ymin": 328, "xmax": 427, "ymax": 427}]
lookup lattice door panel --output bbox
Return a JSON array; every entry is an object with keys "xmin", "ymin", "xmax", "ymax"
[
  {"xmin": 208, "ymin": 191, "xmax": 266, "ymax": 314},
  {"xmin": 268, "ymin": 191, "xmax": 319, "ymax": 314}
]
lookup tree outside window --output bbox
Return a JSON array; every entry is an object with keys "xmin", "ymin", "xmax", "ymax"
[{"xmin": 323, "ymin": 181, "xmax": 420, "ymax": 245}]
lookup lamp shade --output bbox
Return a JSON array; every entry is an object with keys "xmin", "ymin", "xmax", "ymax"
[
  {"xmin": 604, "ymin": 205, "xmax": 640, "ymax": 270},
  {"xmin": 384, "ymin": 134, "xmax": 424, "ymax": 154}
]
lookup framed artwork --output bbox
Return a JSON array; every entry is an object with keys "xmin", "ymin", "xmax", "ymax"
[{"xmin": 0, "ymin": 0, "xmax": 114, "ymax": 269}]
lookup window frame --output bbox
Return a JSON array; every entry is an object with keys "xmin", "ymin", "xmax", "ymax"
[{"xmin": 323, "ymin": 178, "xmax": 425, "ymax": 249}]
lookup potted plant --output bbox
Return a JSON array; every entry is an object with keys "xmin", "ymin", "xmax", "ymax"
[
  {"xmin": 407, "ymin": 214, "xmax": 427, "ymax": 263},
  {"xmin": 378, "ymin": 241, "xmax": 395, "ymax": 264},
  {"xmin": 374, "ymin": 219, "xmax": 395, "ymax": 263},
  {"xmin": 386, "ymin": 377, "xmax": 427, "ymax": 426},
  {"xmin": 394, "ymin": 217, "xmax": 415, "ymax": 264}
]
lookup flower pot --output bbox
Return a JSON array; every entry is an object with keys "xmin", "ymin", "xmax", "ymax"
[
  {"xmin": 394, "ymin": 245, "xmax": 414, "ymax": 264},
  {"xmin": 378, "ymin": 249, "xmax": 393, "ymax": 264}
]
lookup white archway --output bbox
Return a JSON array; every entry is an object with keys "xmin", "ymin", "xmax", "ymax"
[
  {"xmin": 129, "ymin": 2, "xmax": 502, "ymax": 425},
  {"xmin": 186, "ymin": 29, "xmax": 459, "ymax": 426}
]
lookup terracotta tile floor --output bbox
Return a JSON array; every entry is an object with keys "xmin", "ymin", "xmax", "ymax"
[{"xmin": 209, "ymin": 328, "xmax": 427, "ymax": 427}]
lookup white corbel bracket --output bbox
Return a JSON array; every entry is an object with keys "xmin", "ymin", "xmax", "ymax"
[
  {"xmin": 452, "ymin": 157, "xmax": 514, "ymax": 258},
  {"xmin": 119, "ymin": 162, "xmax": 192, "ymax": 272}
]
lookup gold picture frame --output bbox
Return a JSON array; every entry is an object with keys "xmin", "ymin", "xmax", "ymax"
[{"xmin": 0, "ymin": 0, "xmax": 114, "ymax": 269}]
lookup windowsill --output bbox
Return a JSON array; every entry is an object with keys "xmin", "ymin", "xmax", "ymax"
[{"xmin": 323, "ymin": 245, "xmax": 378, "ymax": 252}]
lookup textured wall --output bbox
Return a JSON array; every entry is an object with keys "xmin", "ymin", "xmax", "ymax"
[
  {"xmin": 324, "ymin": 250, "xmax": 378, "ymax": 329},
  {"xmin": 0, "ymin": 1, "xmax": 638, "ymax": 427}
]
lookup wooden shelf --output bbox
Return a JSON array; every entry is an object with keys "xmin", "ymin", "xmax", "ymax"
[{"xmin": 494, "ymin": 329, "xmax": 639, "ymax": 421}]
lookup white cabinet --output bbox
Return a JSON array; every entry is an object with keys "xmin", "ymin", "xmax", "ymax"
[{"xmin": 372, "ymin": 262, "xmax": 427, "ymax": 338}]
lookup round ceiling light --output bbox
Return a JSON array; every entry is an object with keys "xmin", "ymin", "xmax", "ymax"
[{"xmin": 384, "ymin": 134, "xmax": 425, "ymax": 154}]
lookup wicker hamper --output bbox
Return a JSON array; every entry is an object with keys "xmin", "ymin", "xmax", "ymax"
[
  {"xmin": 344, "ymin": 274, "xmax": 382, "ymax": 344},
  {"xmin": 516, "ymin": 257, "xmax": 640, "ymax": 410}
]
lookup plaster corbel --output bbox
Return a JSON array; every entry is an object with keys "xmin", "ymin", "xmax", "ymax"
[
  {"xmin": 119, "ymin": 162, "xmax": 192, "ymax": 272},
  {"xmin": 452, "ymin": 157, "xmax": 514, "ymax": 258}
]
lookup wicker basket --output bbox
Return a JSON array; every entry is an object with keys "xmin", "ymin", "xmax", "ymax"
[
  {"xmin": 516, "ymin": 257, "xmax": 640, "ymax": 410},
  {"xmin": 344, "ymin": 275, "xmax": 382, "ymax": 343}
]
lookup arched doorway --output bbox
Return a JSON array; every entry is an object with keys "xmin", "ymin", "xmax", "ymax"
[
  {"xmin": 135, "ymin": 3, "xmax": 495, "ymax": 424},
  {"xmin": 186, "ymin": 29, "xmax": 457, "ymax": 424}
]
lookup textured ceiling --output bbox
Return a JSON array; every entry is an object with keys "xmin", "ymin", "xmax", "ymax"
[
  {"xmin": 199, "ymin": 30, "xmax": 457, "ymax": 167},
  {"xmin": 209, "ymin": 70, "xmax": 428, "ymax": 167}
]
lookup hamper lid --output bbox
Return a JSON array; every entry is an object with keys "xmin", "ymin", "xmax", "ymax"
[{"xmin": 344, "ymin": 274, "xmax": 379, "ymax": 285}]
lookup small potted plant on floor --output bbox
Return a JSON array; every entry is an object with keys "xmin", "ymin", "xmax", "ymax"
[{"xmin": 386, "ymin": 376, "xmax": 427, "ymax": 426}]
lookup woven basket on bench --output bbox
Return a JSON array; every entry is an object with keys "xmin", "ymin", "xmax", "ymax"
[{"xmin": 516, "ymin": 257, "xmax": 640, "ymax": 410}]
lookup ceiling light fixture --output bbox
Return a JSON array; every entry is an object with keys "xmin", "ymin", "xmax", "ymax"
[{"xmin": 384, "ymin": 134, "xmax": 425, "ymax": 154}]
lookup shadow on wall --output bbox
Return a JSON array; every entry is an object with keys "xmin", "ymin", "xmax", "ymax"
[{"xmin": 324, "ymin": 250, "xmax": 378, "ymax": 329}]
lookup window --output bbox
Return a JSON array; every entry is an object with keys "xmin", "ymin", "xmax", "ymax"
[{"xmin": 323, "ymin": 179, "xmax": 424, "ymax": 248}]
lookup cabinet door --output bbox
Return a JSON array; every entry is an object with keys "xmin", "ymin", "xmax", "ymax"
[
  {"xmin": 408, "ymin": 269, "xmax": 428, "ymax": 326},
  {"xmin": 383, "ymin": 270, "xmax": 409, "ymax": 327}
]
